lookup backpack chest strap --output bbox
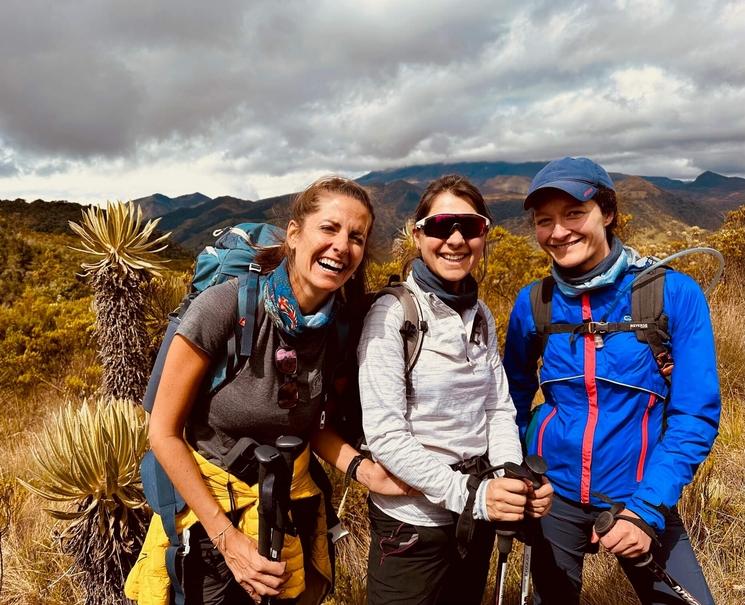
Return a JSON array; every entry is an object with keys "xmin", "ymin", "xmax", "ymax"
[{"xmin": 542, "ymin": 320, "xmax": 665, "ymax": 337}]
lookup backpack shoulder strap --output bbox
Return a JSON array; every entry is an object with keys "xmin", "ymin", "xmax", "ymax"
[
  {"xmin": 375, "ymin": 281, "xmax": 428, "ymax": 376},
  {"xmin": 236, "ymin": 266, "xmax": 263, "ymax": 358},
  {"xmin": 631, "ymin": 266, "xmax": 666, "ymax": 331},
  {"xmin": 317, "ymin": 307, "xmax": 351, "ymax": 431},
  {"xmin": 472, "ymin": 301, "xmax": 489, "ymax": 345},
  {"xmin": 631, "ymin": 266, "xmax": 672, "ymax": 378},
  {"xmin": 139, "ymin": 450, "xmax": 187, "ymax": 604},
  {"xmin": 211, "ymin": 266, "xmax": 264, "ymax": 393},
  {"xmin": 529, "ymin": 276, "xmax": 555, "ymax": 354}
]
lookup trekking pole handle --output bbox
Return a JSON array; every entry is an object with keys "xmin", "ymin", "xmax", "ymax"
[
  {"xmin": 593, "ymin": 501, "xmax": 633, "ymax": 538},
  {"xmin": 594, "ymin": 511, "xmax": 703, "ymax": 605},
  {"xmin": 503, "ymin": 461, "xmax": 533, "ymax": 483},
  {"xmin": 493, "ymin": 462, "xmax": 532, "ymax": 546},
  {"xmin": 275, "ymin": 435, "xmax": 304, "ymax": 477},
  {"xmin": 255, "ymin": 445, "xmax": 282, "ymax": 560},
  {"xmin": 522, "ymin": 454, "xmax": 547, "ymax": 490},
  {"xmin": 594, "ymin": 509, "xmax": 616, "ymax": 537}
]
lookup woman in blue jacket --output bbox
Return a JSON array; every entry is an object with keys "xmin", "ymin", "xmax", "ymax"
[{"xmin": 503, "ymin": 157, "xmax": 719, "ymax": 605}]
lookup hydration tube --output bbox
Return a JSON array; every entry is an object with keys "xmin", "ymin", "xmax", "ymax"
[
  {"xmin": 601, "ymin": 246, "xmax": 725, "ymax": 322},
  {"xmin": 636, "ymin": 247, "xmax": 724, "ymax": 296}
]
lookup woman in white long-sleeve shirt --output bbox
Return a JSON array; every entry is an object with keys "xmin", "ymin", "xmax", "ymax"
[{"xmin": 358, "ymin": 175, "xmax": 554, "ymax": 605}]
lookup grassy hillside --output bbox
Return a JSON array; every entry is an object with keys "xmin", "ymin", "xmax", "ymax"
[{"xmin": 0, "ymin": 206, "xmax": 743, "ymax": 604}]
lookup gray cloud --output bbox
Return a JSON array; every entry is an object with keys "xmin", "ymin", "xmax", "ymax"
[
  {"xmin": 0, "ymin": 0, "xmax": 744, "ymax": 195},
  {"xmin": 0, "ymin": 155, "xmax": 18, "ymax": 177}
]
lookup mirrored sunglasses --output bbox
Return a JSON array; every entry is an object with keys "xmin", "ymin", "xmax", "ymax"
[
  {"xmin": 274, "ymin": 346, "xmax": 299, "ymax": 409},
  {"xmin": 414, "ymin": 213, "xmax": 490, "ymax": 239}
]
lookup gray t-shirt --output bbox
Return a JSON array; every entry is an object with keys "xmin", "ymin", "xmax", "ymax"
[{"xmin": 176, "ymin": 279, "xmax": 328, "ymax": 469}]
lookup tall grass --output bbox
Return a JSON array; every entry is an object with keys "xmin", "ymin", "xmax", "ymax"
[
  {"xmin": 0, "ymin": 389, "xmax": 85, "ymax": 604},
  {"xmin": 2, "ymin": 283, "xmax": 743, "ymax": 604}
]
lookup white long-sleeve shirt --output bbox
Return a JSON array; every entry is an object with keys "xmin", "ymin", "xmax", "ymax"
[{"xmin": 357, "ymin": 275, "xmax": 522, "ymax": 526}]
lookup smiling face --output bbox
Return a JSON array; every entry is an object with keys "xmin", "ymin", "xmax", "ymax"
[
  {"xmin": 286, "ymin": 192, "xmax": 372, "ymax": 313},
  {"xmin": 413, "ymin": 191, "xmax": 487, "ymax": 288},
  {"xmin": 533, "ymin": 190, "xmax": 614, "ymax": 272}
]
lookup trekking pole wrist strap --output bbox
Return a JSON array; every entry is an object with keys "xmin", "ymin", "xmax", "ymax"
[
  {"xmin": 614, "ymin": 513, "xmax": 661, "ymax": 546},
  {"xmin": 455, "ymin": 475, "xmax": 483, "ymax": 558}
]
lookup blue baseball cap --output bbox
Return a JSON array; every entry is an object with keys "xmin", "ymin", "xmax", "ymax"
[{"xmin": 524, "ymin": 156, "xmax": 614, "ymax": 209}]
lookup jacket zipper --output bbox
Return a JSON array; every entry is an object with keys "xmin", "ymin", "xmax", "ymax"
[
  {"xmin": 580, "ymin": 293, "xmax": 599, "ymax": 504},
  {"xmin": 537, "ymin": 406, "xmax": 558, "ymax": 457},
  {"xmin": 636, "ymin": 394, "xmax": 656, "ymax": 481}
]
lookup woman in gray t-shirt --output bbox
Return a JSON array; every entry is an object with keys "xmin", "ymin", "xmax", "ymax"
[{"xmin": 139, "ymin": 176, "xmax": 409, "ymax": 605}]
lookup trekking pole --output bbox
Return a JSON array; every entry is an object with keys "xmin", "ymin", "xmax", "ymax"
[
  {"xmin": 275, "ymin": 435, "xmax": 303, "ymax": 482},
  {"xmin": 493, "ymin": 461, "xmax": 534, "ymax": 605},
  {"xmin": 255, "ymin": 444, "xmax": 284, "ymax": 605},
  {"xmin": 519, "ymin": 455, "xmax": 548, "ymax": 605},
  {"xmin": 594, "ymin": 510, "xmax": 703, "ymax": 605},
  {"xmin": 273, "ymin": 435, "xmax": 303, "ymax": 557},
  {"xmin": 494, "ymin": 524, "xmax": 516, "ymax": 605}
]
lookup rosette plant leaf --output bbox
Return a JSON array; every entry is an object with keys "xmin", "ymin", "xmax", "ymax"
[
  {"xmin": 143, "ymin": 272, "xmax": 189, "ymax": 351},
  {"xmin": 18, "ymin": 398, "xmax": 149, "ymax": 605},
  {"xmin": 69, "ymin": 201, "xmax": 170, "ymax": 402}
]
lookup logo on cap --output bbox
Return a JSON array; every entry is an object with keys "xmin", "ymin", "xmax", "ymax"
[{"xmin": 583, "ymin": 187, "xmax": 595, "ymax": 198}]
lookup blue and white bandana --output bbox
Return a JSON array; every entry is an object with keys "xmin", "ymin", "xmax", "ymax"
[{"xmin": 262, "ymin": 259, "xmax": 336, "ymax": 337}]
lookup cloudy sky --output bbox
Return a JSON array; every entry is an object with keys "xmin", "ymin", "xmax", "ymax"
[{"xmin": 1, "ymin": 0, "xmax": 744, "ymax": 203}]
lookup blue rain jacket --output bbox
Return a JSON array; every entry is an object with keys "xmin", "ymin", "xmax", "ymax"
[{"xmin": 503, "ymin": 265, "xmax": 720, "ymax": 532}]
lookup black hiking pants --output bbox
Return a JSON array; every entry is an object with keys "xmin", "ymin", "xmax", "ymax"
[
  {"xmin": 366, "ymin": 499, "xmax": 496, "ymax": 605},
  {"xmin": 531, "ymin": 494, "xmax": 715, "ymax": 605}
]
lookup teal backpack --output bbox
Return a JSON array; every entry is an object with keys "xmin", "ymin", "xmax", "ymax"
[{"xmin": 142, "ymin": 222, "xmax": 285, "ymax": 411}]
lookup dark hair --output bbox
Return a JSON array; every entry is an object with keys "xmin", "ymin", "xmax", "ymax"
[
  {"xmin": 404, "ymin": 174, "xmax": 491, "ymax": 278},
  {"xmin": 594, "ymin": 186, "xmax": 618, "ymax": 240},
  {"xmin": 256, "ymin": 175, "xmax": 375, "ymax": 306},
  {"xmin": 413, "ymin": 174, "xmax": 492, "ymax": 223}
]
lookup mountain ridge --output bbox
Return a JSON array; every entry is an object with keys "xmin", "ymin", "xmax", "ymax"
[{"xmin": 4, "ymin": 161, "xmax": 745, "ymax": 258}]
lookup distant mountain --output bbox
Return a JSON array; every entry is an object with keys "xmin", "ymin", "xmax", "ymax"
[
  {"xmin": 8, "ymin": 161, "xmax": 745, "ymax": 260},
  {"xmin": 158, "ymin": 194, "xmax": 292, "ymax": 251},
  {"xmin": 134, "ymin": 192, "xmax": 214, "ymax": 219},
  {"xmin": 147, "ymin": 162, "xmax": 745, "ymax": 257},
  {"xmin": 0, "ymin": 197, "xmax": 192, "ymax": 260},
  {"xmin": 157, "ymin": 183, "xmax": 421, "ymax": 260},
  {"xmin": 689, "ymin": 171, "xmax": 745, "ymax": 191},
  {"xmin": 358, "ymin": 161, "xmax": 546, "ymax": 185},
  {"xmin": 0, "ymin": 198, "xmax": 91, "ymax": 234},
  {"xmin": 613, "ymin": 176, "xmax": 696, "ymax": 234},
  {"xmin": 640, "ymin": 176, "xmax": 689, "ymax": 190},
  {"xmin": 643, "ymin": 171, "xmax": 745, "ymax": 194}
]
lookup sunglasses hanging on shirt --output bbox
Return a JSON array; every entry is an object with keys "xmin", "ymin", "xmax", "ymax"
[
  {"xmin": 414, "ymin": 213, "xmax": 490, "ymax": 240},
  {"xmin": 274, "ymin": 345, "xmax": 299, "ymax": 409}
]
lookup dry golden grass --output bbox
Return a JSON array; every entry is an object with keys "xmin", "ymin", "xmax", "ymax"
[
  {"xmin": 0, "ymin": 389, "xmax": 85, "ymax": 604},
  {"xmin": 2, "ymin": 283, "xmax": 743, "ymax": 605}
]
